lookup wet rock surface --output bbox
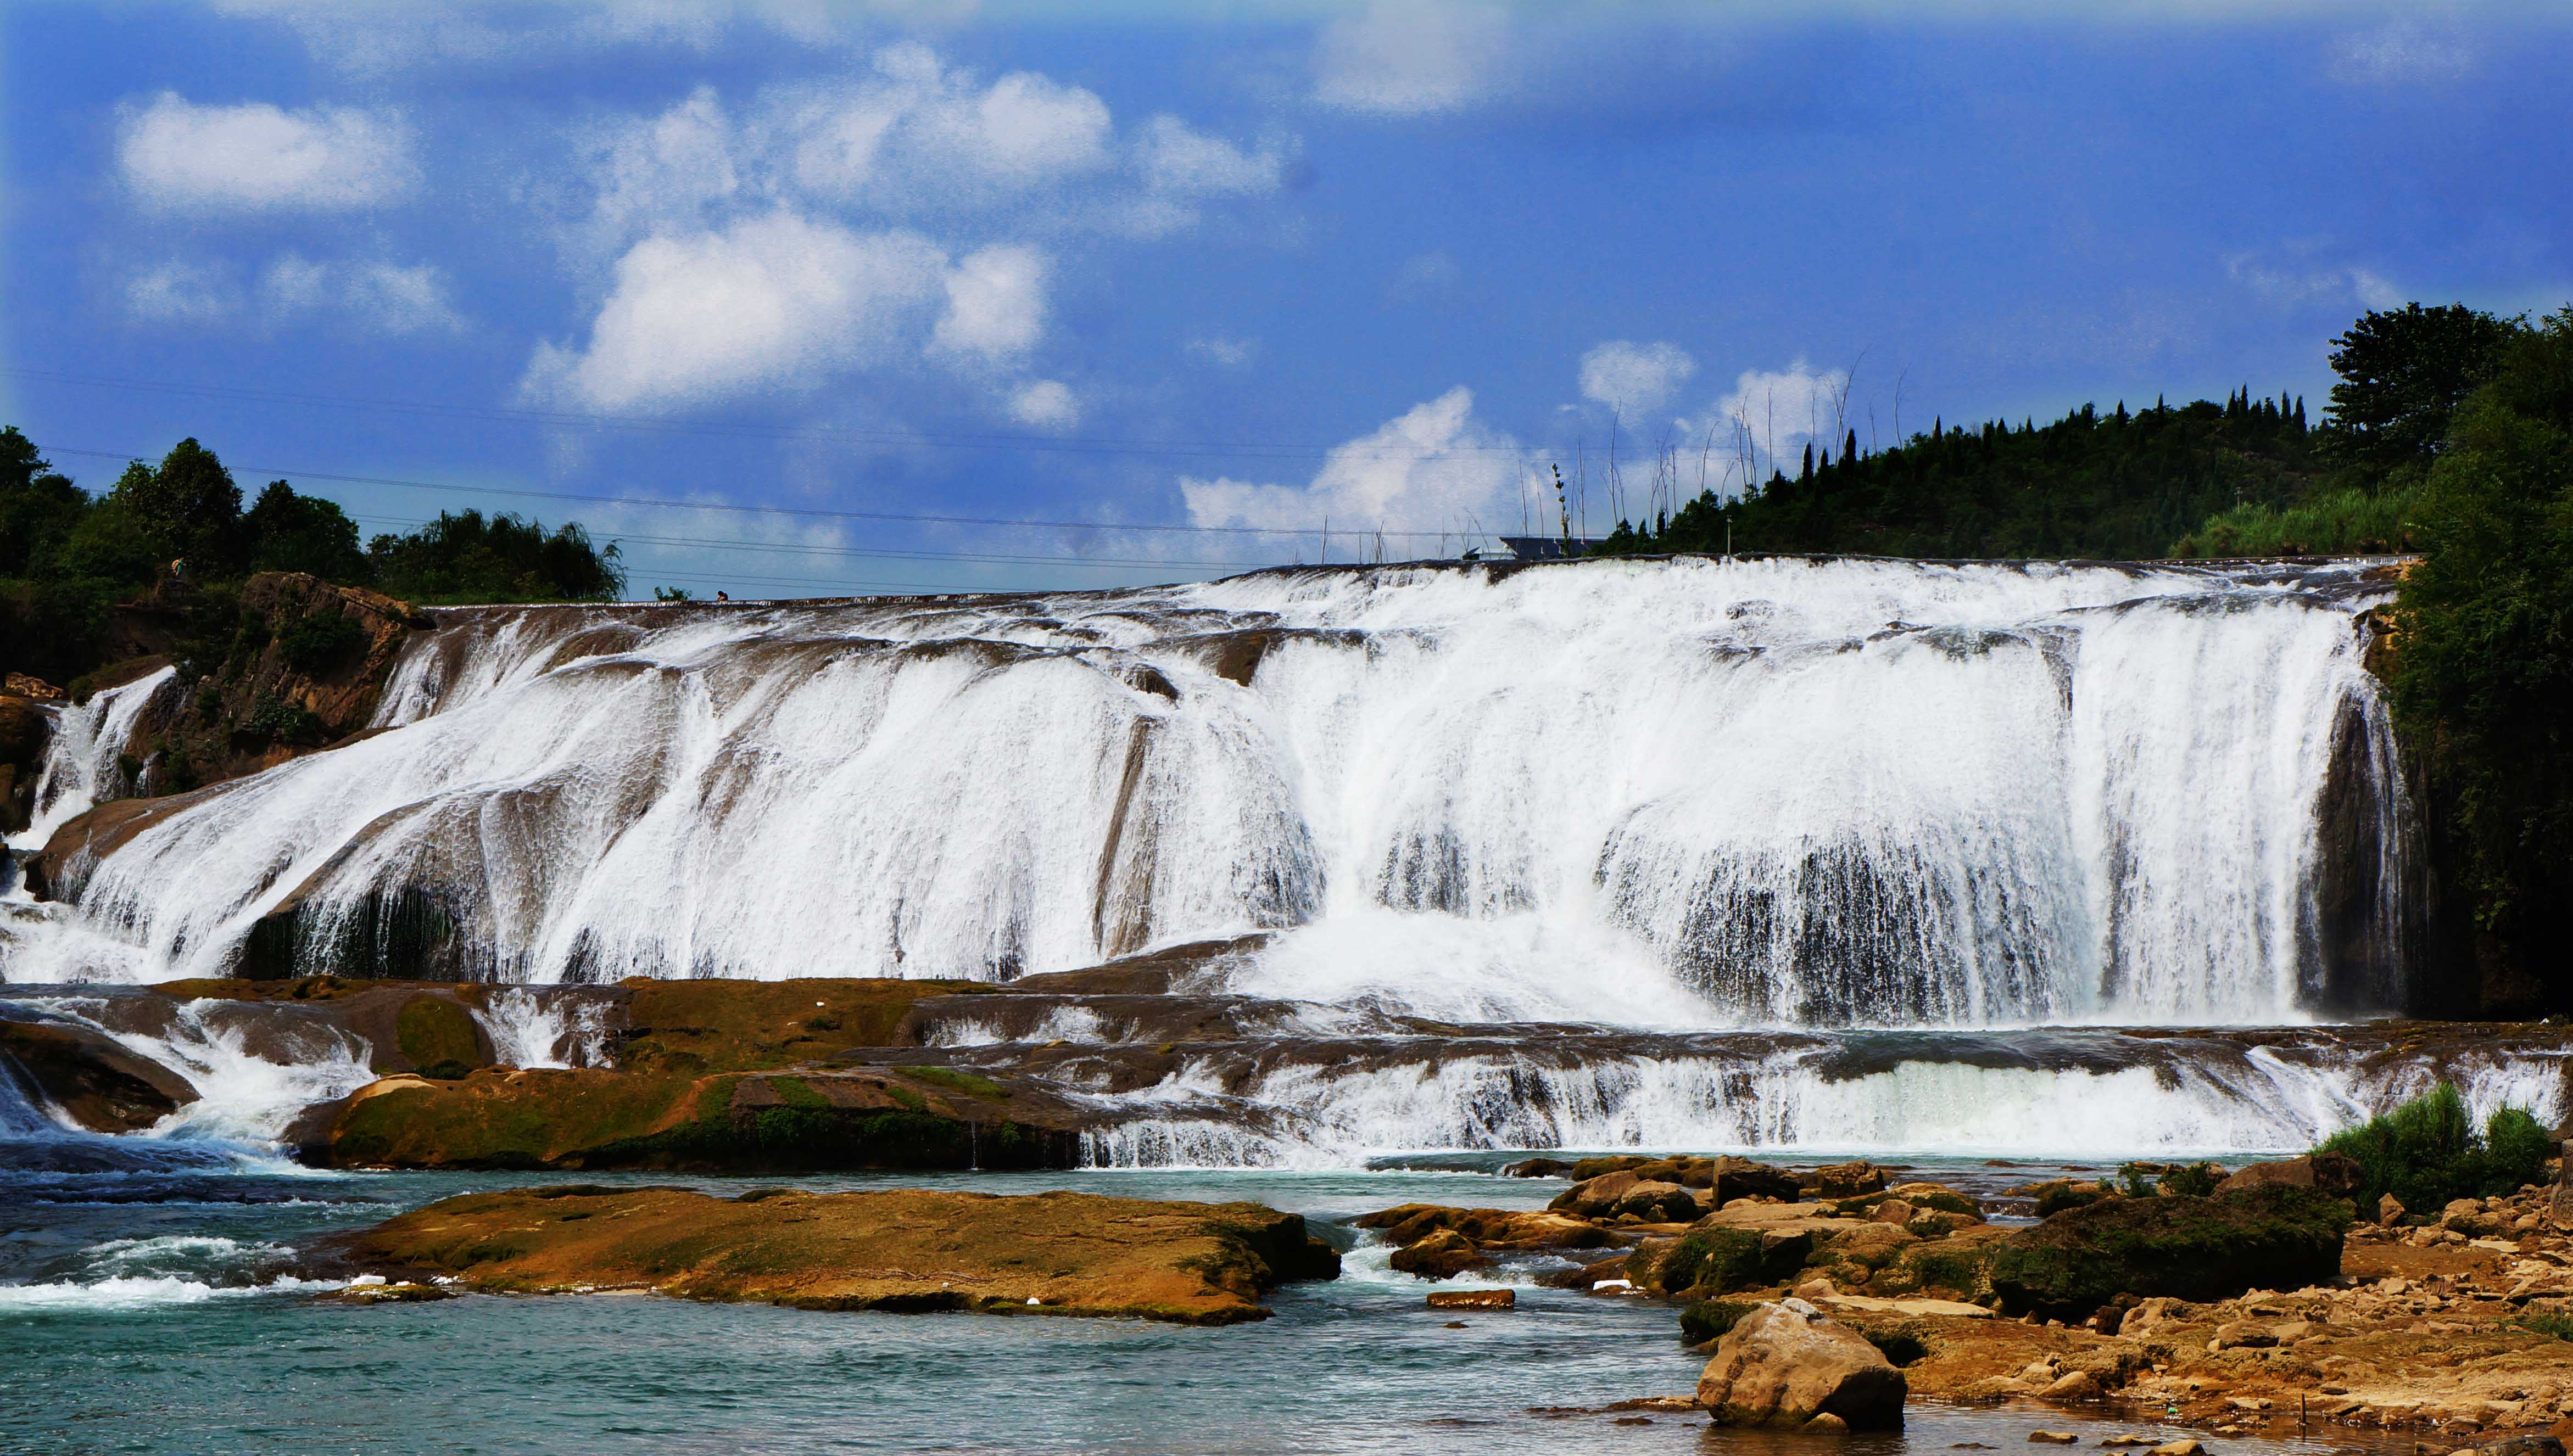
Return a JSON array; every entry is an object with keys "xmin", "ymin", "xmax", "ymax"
[
  {"xmin": 1695, "ymin": 1296, "xmax": 1906, "ymax": 1430},
  {"xmin": 344, "ymin": 1184, "xmax": 1339, "ymax": 1324},
  {"xmin": 0, "ymin": 1006, "xmax": 198, "ymax": 1132}
]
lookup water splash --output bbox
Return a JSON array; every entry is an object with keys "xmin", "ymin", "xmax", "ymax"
[{"xmin": 13, "ymin": 559, "xmax": 2409, "ymax": 1028}]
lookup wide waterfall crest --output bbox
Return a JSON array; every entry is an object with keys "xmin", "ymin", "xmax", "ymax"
[{"xmin": 7, "ymin": 557, "xmax": 2409, "ymax": 1028}]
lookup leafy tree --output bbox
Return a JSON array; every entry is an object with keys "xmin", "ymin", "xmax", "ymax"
[
  {"xmin": 366, "ymin": 509, "xmax": 624, "ymax": 603},
  {"xmin": 2386, "ymin": 307, "xmax": 2573, "ymax": 993},
  {"xmin": 243, "ymin": 480, "xmax": 370, "ymax": 581},
  {"xmin": 109, "ymin": 437, "xmax": 244, "ymax": 573},
  {"xmin": 2322, "ymin": 303, "xmax": 2524, "ymax": 471},
  {"xmin": 0, "ymin": 427, "xmax": 85, "ymax": 577}
]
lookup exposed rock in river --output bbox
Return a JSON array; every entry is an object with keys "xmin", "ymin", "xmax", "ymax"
[
  {"xmin": 345, "ymin": 1184, "xmax": 1339, "ymax": 1324},
  {"xmin": 1695, "ymin": 1297, "xmax": 1906, "ymax": 1430}
]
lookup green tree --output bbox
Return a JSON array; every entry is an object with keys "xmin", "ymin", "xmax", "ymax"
[
  {"xmin": 0, "ymin": 426, "xmax": 86, "ymax": 577},
  {"xmin": 110, "ymin": 437, "xmax": 244, "ymax": 573},
  {"xmin": 243, "ymin": 480, "xmax": 370, "ymax": 581},
  {"xmin": 2323, "ymin": 303, "xmax": 2524, "ymax": 472},
  {"xmin": 2387, "ymin": 306, "xmax": 2573, "ymax": 997}
]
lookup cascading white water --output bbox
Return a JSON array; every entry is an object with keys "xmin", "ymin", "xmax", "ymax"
[
  {"xmin": 1074, "ymin": 1038, "xmax": 2568, "ymax": 1167},
  {"xmin": 7, "ymin": 558, "xmax": 2407, "ymax": 1031},
  {"xmin": 6, "ymin": 667, "xmax": 176, "ymax": 853}
]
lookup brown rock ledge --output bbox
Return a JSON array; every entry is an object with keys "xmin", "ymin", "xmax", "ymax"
[{"xmin": 346, "ymin": 1184, "xmax": 1341, "ymax": 1325}]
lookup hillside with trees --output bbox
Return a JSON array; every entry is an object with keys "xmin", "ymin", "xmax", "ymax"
[{"xmin": 0, "ymin": 433, "xmax": 623, "ymax": 686}]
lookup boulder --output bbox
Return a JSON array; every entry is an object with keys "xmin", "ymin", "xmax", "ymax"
[
  {"xmin": 1550, "ymin": 1170, "xmax": 1700, "ymax": 1222},
  {"xmin": 2214, "ymin": 1152, "xmax": 2364, "ymax": 1199},
  {"xmin": 1353, "ymin": 1205, "xmax": 1612, "ymax": 1251},
  {"xmin": 1426, "ymin": 1288, "xmax": 1514, "ymax": 1310},
  {"xmin": 1389, "ymin": 1229, "xmax": 1489, "ymax": 1280},
  {"xmin": 1694, "ymin": 1297, "xmax": 1906, "ymax": 1431},
  {"xmin": 2550, "ymin": 1141, "xmax": 2573, "ymax": 1231},
  {"xmin": 0, "ymin": 1012, "xmax": 198, "ymax": 1133},
  {"xmin": 1985, "ymin": 1186, "xmax": 2351, "ymax": 1322},
  {"xmin": 2378, "ymin": 1192, "xmax": 2407, "ymax": 1227},
  {"xmin": 1800, "ymin": 1161, "xmax": 1892, "ymax": 1197}
]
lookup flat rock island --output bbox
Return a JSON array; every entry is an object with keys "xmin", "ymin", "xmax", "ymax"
[{"xmin": 343, "ymin": 1185, "xmax": 1342, "ymax": 1325}]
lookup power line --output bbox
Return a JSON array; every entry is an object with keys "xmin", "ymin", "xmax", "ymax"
[
  {"xmin": 37, "ymin": 443, "xmax": 1472, "ymax": 540},
  {"xmin": 3, "ymin": 365, "xmax": 1530, "ymax": 462}
]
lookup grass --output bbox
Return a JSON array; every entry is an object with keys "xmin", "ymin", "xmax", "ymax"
[{"xmin": 2168, "ymin": 483, "xmax": 2422, "ymax": 558}]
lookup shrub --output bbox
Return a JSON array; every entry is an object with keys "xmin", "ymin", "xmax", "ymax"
[
  {"xmin": 2159, "ymin": 1163, "xmax": 2224, "ymax": 1198},
  {"xmin": 2317, "ymin": 1084, "xmax": 2555, "ymax": 1209},
  {"xmin": 276, "ymin": 610, "xmax": 365, "ymax": 674},
  {"xmin": 2514, "ymin": 1309, "xmax": 2573, "ymax": 1342}
]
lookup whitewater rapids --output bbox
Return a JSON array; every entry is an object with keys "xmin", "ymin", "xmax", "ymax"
[{"xmin": 10, "ymin": 556, "xmax": 2408, "ymax": 1030}]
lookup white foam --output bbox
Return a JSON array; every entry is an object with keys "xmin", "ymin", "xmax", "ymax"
[{"xmin": 9, "ymin": 560, "xmax": 2405, "ymax": 1030}]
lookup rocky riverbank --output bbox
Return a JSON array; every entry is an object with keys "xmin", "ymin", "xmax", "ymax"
[
  {"xmin": 1359, "ymin": 1153, "xmax": 2573, "ymax": 1443},
  {"xmin": 339, "ymin": 1184, "xmax": 1341, "ymax": 1324}
]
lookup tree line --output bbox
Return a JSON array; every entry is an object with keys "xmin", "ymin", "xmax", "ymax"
[{"xmin": 1, "ymin": 433, "xmax": 624, "ymax": 683}]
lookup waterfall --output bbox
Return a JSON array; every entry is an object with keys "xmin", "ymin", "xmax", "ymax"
[{"xmin": 5, "ymin": 558, "xmax": 2410, "ymax": 1029}]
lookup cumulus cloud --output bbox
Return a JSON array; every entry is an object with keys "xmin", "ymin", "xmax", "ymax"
[
  {"xmin": 1579, "ymin": 340, "xmax": 1698, "ymax": 415},
  {"xmin": 2225, "ymin": 250, "xmax": 2403, "ymax": 311},
  {"xmin": 1314, "ymin": 1, "xmax": 1510, "ymax": 116},
  {"xmin": 260, "ymin": 255, "xmax": 467, "ymax": 334},
  {"xmin": 527, "ymin": 41, "xmax": 1290, "ymax": 417},
  {"xmin": 522, "ymin": 211, "xmax": 948, "ymax": 411},
  {"xmin": 1008, "ymin": 380, "xmax": 1080, "ymax": 429},
  {"xmin": 933, "ymin": 244, "xmax": 1049, "ymax": 361},
  {"xmin": 125, "ymin": 260, "xmax": 241, "ymax": 323},
  {"xmin": 118, "ymin": 93, "xmax": 415, "ymax": 212},
  {"xmin": 2328, "ymin": 22, "xmax": 2474, "ymax": 86},
  {"xmin": 1181, "ymin": 387, "xmax": 1514, "ymax": 535},
  {"xmin": 574, "ymin": 86, "xmax": 742, "ymax": 255},
  {"xmin": 1684, "ymin": 359, "xmax": 1851, "ymax": 475}
]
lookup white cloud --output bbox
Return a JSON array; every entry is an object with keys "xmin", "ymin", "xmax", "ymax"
[
  {"xmin": 775, "ymin": 45, "xmax": 1117, "ymax": 208},
  {"xmin": 1579, "ymin": 340, "xmax": 1698, "ymax": 415},
  {"xmin": 529, "ymin": 42, "xmax": 1289, "ymax": 421},
  {"xmin": 260, "ymin": 255, "xmax": 467, "ymax": 334},
  {"xmin": 1186, "ymin": 335, "xmax": 1258, "ymax": 368},
  {"xmin": 575, "ymin": 86, "xmax": 742, "ymax": 255},
  {"xmin": 1691, "ymin": 359, "xmax": 1851, "ymax": 473},
  {"xmin": 2225, "ymin": 250, "xmax": 2403, "ymax": 311},
  {"xmin": 933, "ymin": 244, "xmax": 1049, "ymax": 361},
  {"xmin": 2328, "ymin": 22, "xmax": 2474, "ymax": 86},
  {"xmin": 1314, "ymin": 1, "xmax": 1511, "ymax": 116},
  {"xmin": 522, "ymin": 211, "xmax": 947, "ymax": 411},
  {"xmin": 1008, "ymin": 380, "xmax": 1080, "ymax": 429},
  {"xmin": 1181, "ymin": 387, "xmax": 1514, "ymax": 534},
  {"xmin": 118, "ymin": 93, "xmax": 415, "ymax": 212},
  {"xmin": 1135, "ymin": 115, "xmax": 1281, "ymax": 195},
  {"xmin": 125, "ymin": 260, "xmax": 241, "ymax": 323}
]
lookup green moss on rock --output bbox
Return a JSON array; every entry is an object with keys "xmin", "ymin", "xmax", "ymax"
[{"xmin": 1986, "ymin": 1186, "xmax": 2351, "ymax": 1321}]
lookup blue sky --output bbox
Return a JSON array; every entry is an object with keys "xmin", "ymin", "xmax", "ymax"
[{"xmin": 4, "ymin": 1, "xmax": 2568, "ymax": 597}]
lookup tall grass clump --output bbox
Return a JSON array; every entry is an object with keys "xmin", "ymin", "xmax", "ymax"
[
  {"xmin": 2169, "ymin": 482, "xmax": 2423, "ymax": 558},
  {"xmin": 2316, "ymin": 1083, "xmax": 2554, "ymax": 1211}
]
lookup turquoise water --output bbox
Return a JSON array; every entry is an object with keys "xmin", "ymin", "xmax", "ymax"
[{"xmin": 2, "ymin": 1148, "xmax": 2381, "ymax": 1454}]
